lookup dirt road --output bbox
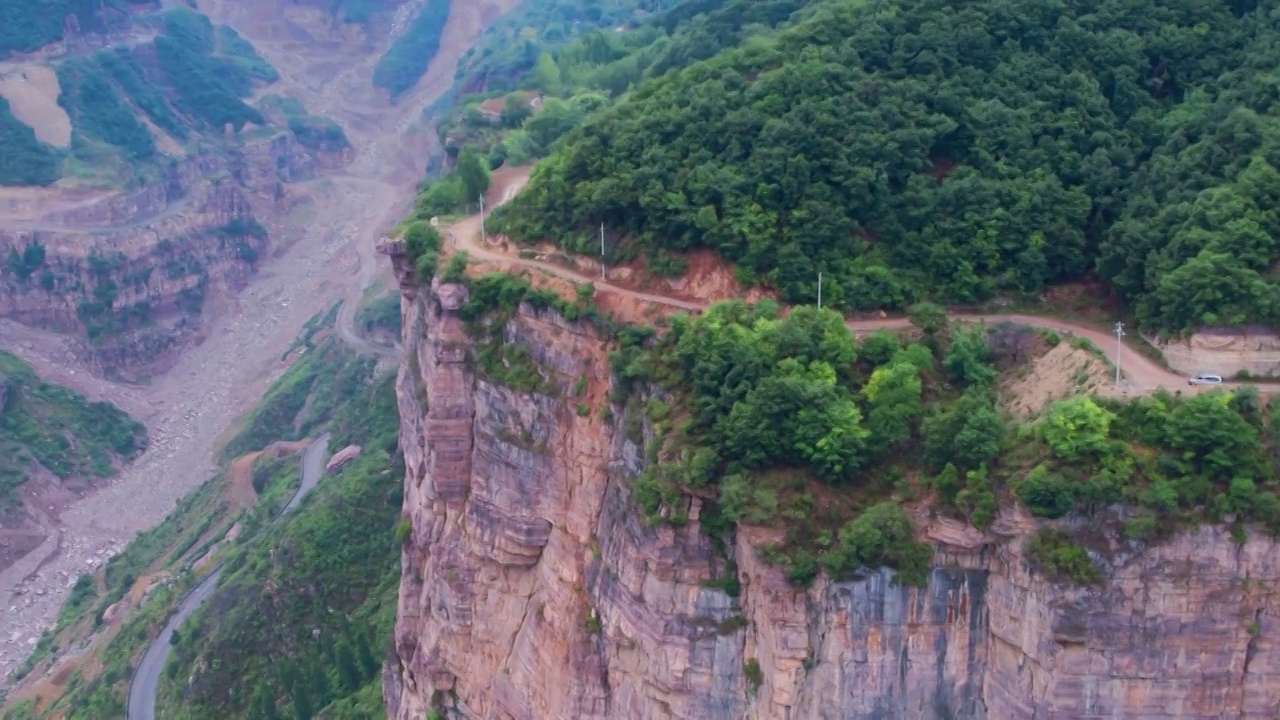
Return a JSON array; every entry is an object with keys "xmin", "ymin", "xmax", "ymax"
[
  {"xmin": 451, "ymin": 169, "xmax": 1204, "ymax": 396},
  {"xmin": 125, "ymin": 435, "xmax": 330, "ymax": 720}
]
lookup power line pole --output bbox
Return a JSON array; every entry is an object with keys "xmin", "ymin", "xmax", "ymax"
[
  {"xmin": 1114, "ymin": 321, "xmax": 1125, "ymax": 386},
  {"xmin": 479, "ymin": 195, "xmax": 486, "ymax": 245},
  {"xmin": 600, "ymin": 222, "xmax": 606, "ymax": 279},
  {"xmin": 817, "ymin": 272, "xmax": 822, "ymax": 310}
]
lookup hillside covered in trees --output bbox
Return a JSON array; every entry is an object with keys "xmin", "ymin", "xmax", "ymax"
[
  {"xmin": 494, "ymin": 0, "xmax": 1280, "ymax": 333},
  {"xmin": 0, "ymin": 7, "xmax": 347, "ymax": 187}
]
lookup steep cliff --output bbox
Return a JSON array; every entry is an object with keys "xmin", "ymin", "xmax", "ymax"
[
  {"xmin": 0, "ymin": 132, "xmax": 346, "ymax": 378},
  {"xmin": 382, "ymin": 249, "xmax": 1280, "ymax": 719}
]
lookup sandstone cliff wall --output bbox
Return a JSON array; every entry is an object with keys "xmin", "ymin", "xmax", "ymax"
[
  {"xmin": 0, "ymin": 132, "xmax": 345, "ymax": 378},
  {"xmin": 383, "ymin": 250, "xmax": 1280, "ymax": 719}
]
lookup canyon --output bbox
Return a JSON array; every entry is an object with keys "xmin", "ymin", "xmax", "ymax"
[
  {"xmin": 0, "ymin": 0, "xmax": 519, "ymax": 685},
  {"xmin": 0, "ymin": 134, "xmax": 348, "ymax": 380},
  {"xmin": 7, "ymin": 0, "xmax": 1280, "ymax": 716}
]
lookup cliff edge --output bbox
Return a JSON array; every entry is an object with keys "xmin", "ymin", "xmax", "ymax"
[{"xmin": 382, "ymin": 250, "xmax": 1280, "ymax": 720}]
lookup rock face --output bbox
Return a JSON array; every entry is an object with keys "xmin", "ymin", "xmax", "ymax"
[
  {"xmin": 384, "ymin": 255, "xmax": 1280, "ymax": 719},
  {"xmin": 1158, "ymin": 327, "xmax": 1280, "ymax": 379},
  {"xmin": 0, "ymin": 132, "xmax": 345, "ymax": 379},
  {"xmin": 326, "ymin": 444, "xmax": 362, "ymax": 473}
]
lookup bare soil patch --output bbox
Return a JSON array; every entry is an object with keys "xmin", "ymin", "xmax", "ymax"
[
  {"xmin": 0, "ymin": 64, "xmax": 71, "ymax": 148},
  {"xmin": 1001, "ymin": 342, "xmax": 1115, "ymax": 418}
]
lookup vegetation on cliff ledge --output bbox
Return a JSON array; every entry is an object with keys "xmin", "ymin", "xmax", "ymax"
[{"xmin": 609, "ymin": 301, "xmax": 1280, "ymax": 586}]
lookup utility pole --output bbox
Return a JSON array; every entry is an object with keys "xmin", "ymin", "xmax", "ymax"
[
  {"xmin": 479, "ymin": 195, "xmax": 486, "ymax": 245},
  {"xmin": 1114, "ymin": 322, "xmax": 1125, "ymax": 386},
  {"xmin": 600, "ymin": 222, "xmax": 606, "ymax": 278},
  {"xmin": 817, "ymin": 272, "xmax": 823, "ymax": 310}
]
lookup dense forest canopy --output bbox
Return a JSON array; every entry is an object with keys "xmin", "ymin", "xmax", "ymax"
[{"xmin": 495, "ymin": 0, "xmax": 1280, "ymax": 332}]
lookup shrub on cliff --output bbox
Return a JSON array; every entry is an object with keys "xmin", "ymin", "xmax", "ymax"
[
  {"xmin": 612, "ymin": 299, "xmax": 1006, "ymax": 583},
  {"xmin": 820, "ymin": 503, "xmax": 931, "ymax": 586},
  {"xmin": 403, "ymin": 221, "xmax": 442, "ymax": 280}
]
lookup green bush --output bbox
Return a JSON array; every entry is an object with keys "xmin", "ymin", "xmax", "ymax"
[
  {"xmin": 403, "ymin": 221, "xmax": 442, "ymax": 281},
  {"xmin": 1025, "ymin": 529, "xmax": 1099, "ymax": 585},
  {"xmin": 1016, "ymin": 465, "xmax": 1077, "ymax": 519},
  {"xmin": 819, "ymin": 502, "xmax": 931, "ymax": 587},
  {"xmin": 1039, "ymin": 396, "xmax": 1115, "ymax": 461},
  {"xmin": 289, "ymin": 115, "xmax": 349, "ymax": 151},
  {"xmin": 372, "ymin": 0, "xmax": 450, "ymax": 99}
]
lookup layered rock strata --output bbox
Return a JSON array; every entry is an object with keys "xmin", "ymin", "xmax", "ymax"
[
  {"xmin": 383, "ymin": 246, "xmax": 1280, "ymax": 719},
  {"xmin": 0, "ymin": 132, "xmax": 346, "ymax": 378}
]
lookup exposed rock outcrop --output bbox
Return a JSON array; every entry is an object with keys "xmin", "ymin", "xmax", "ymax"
[
  {"xmin": 1158, "ymin": 327, "xmax": 1280, "ymax": 379},
  {"xmin": 0, "ymin": 132, "xmax": 346, "ymax": 379},
  {"xmin": 326, "ymin": 445, "xmax": 362, "ymax": 473},
  {"xmin": 384, "ymin": 253, "xmax": 1280, "ymax": 719}
]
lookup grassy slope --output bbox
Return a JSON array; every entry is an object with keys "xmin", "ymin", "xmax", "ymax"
[
  {"xmin": 0, "ymin": 351, "xmax": 146, "ymax": 514},
  {"xmin": 5, "ymin": 309, "xmax": 399, "ymax": 720}
]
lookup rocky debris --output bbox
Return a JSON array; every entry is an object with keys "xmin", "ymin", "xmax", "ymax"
[
  {"xmin": 326, "ymin": 445, "xmax": 362, "ymax": 473},
  {"xmin": 101, "ymin": 600, "xmax": 126, "ymax": 625}
]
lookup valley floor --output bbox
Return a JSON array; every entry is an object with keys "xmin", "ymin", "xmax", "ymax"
[{"xmin": 0, "ymin": 0, "xmax": 520, "ymax": 685}]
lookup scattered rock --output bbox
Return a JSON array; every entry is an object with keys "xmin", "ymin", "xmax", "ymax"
[{"xmin": 326, "ymin": 445, "xmax": 362, "ymax": 473}]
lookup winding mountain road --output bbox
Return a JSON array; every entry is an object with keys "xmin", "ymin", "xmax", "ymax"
[
  {"xmin": 125, "ymin": 434, "xmax": 330, "ymax": 720},
  {"xmin": 449, "ymin": 170, "xmax": 1210, "ymax": 397}
]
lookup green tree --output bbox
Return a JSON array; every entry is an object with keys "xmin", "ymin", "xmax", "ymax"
[
  {"xmin": 533, "ymin": 52, "xmax": 561, "ymax": 94},
  {"xmin": 1164, "ymin": 392, "xmax": 1262, "ymax": 481},
  {"xmin": 500, "ymin": 94, "xmax": 532, "ymax": 128},
  {"xmin": 1017, "ymin": 464, "xmax": 1077, "ymax": 519},
  {"xmin": 522, "ymin": 98, "xmax": 585, "ymax": 154},
  {"xmin": 943, "ymin": 323, "xmax": 997, "ymax": 386},
  {"xmin": 1040, "ymin": 397, "xmax": 1115, "ymax": 460},
  {"xmin": 456, "ymin": 148, "xmax": 490, "ymax": 205},
  {"xmin": 859, "ymin": 330, "xmax": 901, "ymax": 367},
  {"xmin": 820, "ymin": 502, "xmax": 931, "ymax": 585},
  {"xmin": 908, "ymin": 302, "xmax": 948, "ymax": 339},
  {"xmin": 863, "ymin": 360, "xmax": 924, "ymax": 452},
  {"xmin": 403, "ymin": 221, "xmax": 442, "ymax": 280},
  {"xmin": 923, "ymin": 391, "xmax": 1003, "ymax": 471},
  {"xmin": 290, "ymin": 678, "xmax": 314, "ymax": 720},
  {"xmin": 335, "ymin": 641, "xmax": 362, "ymax": 693},
  {"xmin": 354, "ymin": 631, "xmax": 379, "ymax": 679},
  {"xmin": 249, "ymin": 683, "xmax": 280, "ymax": 720}
]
